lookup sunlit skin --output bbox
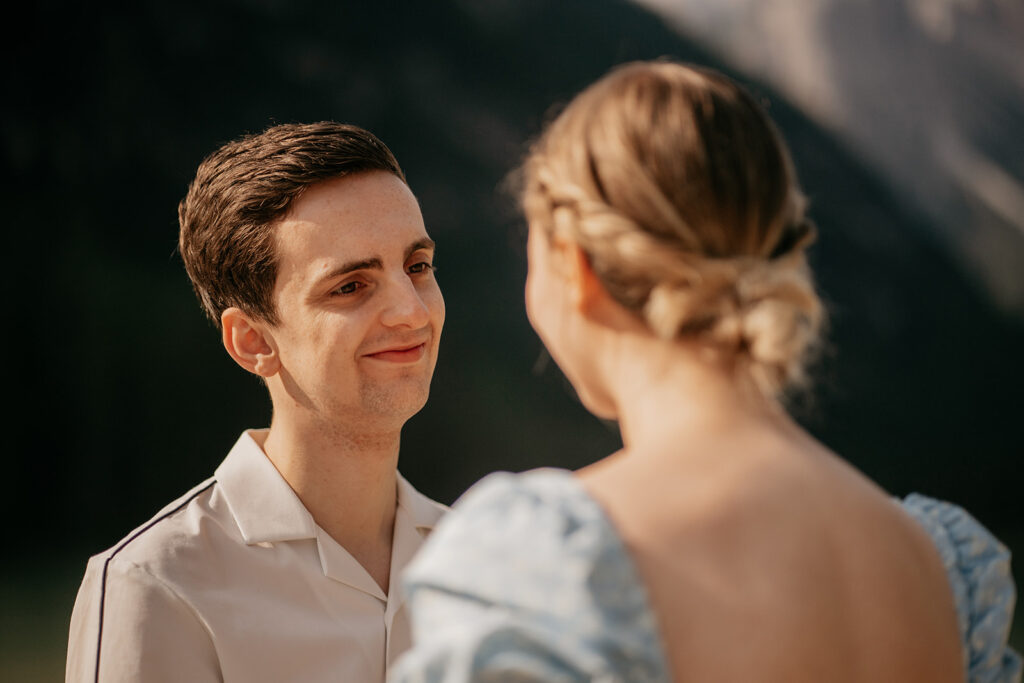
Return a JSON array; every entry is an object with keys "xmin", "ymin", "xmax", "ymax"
[
  {"xmin": 525, "ymin": 223, "xmax": 964, "ymax": 682},
  {"xmin": 221, "ymin": 171, "xmax": 444, "ymax": 593}
]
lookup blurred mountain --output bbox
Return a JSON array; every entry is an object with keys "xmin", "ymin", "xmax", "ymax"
[
  {"xmin": 2, "ymin": 0, "xmax": 1021, "ymax": 564},
  {"xmin": 634, "ymin": 0, "xmax": 1024, "ymax": 316}
]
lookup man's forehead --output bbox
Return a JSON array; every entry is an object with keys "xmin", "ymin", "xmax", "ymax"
[
  {"xmin": 286, "ymin": 171, "xmax": 417, "ymax": 224},
  {"xmin": 274, "ymin": 174, "xmax": 429, "ymax": 272}
]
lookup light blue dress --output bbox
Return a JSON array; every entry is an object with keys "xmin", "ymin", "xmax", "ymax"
[{"xmin": 390, "ymin": 469, "xmax": 1020, "ymax": 683}]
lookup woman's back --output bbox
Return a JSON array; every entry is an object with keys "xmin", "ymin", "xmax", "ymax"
[
  {"xmin": 391, "ymin": 449, "xmax": 1018, "ymax": 682},
  {"xmin": 579, "ymin": 417, "xmax": 964, "ymax": 682}
]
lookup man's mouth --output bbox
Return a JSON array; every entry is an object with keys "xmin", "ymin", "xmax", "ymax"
[{"xmin": 364, "ymin": 342, "xmax": 427, "ymax": 363}]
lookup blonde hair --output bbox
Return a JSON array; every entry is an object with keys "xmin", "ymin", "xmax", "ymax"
[{"xmin": 522, "ymin": 61, "xmax": 824, "ymax": 399}]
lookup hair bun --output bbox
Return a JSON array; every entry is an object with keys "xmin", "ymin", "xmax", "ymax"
[
  {"xmin": 738, "ymin": 268, "xmax": 823, "ymax": 395},
  {"xmin": 642, "ymin": 257, "xmax": 823, "ymax": 396}
]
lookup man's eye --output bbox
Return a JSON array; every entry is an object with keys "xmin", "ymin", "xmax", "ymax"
[
  {"xmin": 408, "ymin": 262, "xmax": 435, "ymax": 274},
  {"xmin": 335, "ymin": 281, "xmax": 363, "ymax": 295}
]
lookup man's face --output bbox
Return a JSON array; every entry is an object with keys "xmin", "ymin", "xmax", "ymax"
[{"xmin": 267, "ymin": 171, "xmax": 444, "ymax": 429}]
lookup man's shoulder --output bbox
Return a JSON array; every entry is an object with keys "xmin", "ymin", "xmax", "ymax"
[
  {"xmin": 87, "ymin": 476, "xmax": 231, "ymax": 582},
  {"xmin": 69, "ymin": 476, "xmax": 230, "ymax": 682}
]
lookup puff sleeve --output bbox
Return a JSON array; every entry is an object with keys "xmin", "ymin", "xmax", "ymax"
[
  {"xmin": 389, "ymin": 470, "xmax": 670, "ymax": 683},
  {"xmin": 902, "ymin": 494, "xmax": 1021, "ymax": 683}
]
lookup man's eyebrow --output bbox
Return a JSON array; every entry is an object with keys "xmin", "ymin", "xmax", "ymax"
[
  {"xmin": 315, "ymin": 257, "xmax": 384, "ymax": 287},
  {"xmin": 405, "ymin": 237, "xmax": 436, "ymax": 260},
  {"xmin": 313, "ymin": 238, "xmax": 437, "ymax": 288}
]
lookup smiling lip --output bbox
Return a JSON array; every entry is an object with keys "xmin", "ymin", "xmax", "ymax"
[{"xmin": 364, "ymin": 342, "xmax": 427, "ymax": 363}]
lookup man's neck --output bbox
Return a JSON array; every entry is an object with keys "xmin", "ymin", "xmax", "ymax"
[{"xmin": 258, "ymin": 419, "xmax": 401, "ymax": 594}]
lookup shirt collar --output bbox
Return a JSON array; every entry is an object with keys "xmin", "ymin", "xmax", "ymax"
[
  {"xmin": 215, "ymin": 430, "xmax": 448, "ymax": 545},
  {"xmin": 396, "ymin": 471, "xmax": 448, "ymax": 534},
  {"xmin": 215, "ymin": 430, "xmax": 319, "ymax": 545}
]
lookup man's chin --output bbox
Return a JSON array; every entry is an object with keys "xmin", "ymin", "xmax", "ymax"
[{"xmin": 358, "ymin": 380, "xmax": 431, "ymax": 421}]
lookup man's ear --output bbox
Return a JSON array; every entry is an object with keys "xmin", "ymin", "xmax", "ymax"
[{"xmin": 221, "ymin": 308, "xmax": 280, "ymax": 378}]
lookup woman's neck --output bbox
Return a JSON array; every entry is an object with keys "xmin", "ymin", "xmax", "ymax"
[{"xmin": 600, "ymin": 334, "xmax": 788, "ymax": 453}]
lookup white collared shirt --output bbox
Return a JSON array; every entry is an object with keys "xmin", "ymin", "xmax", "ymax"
[{"xmin": 66, "ymin": 430, "xmax": 447, "ymax": 683}]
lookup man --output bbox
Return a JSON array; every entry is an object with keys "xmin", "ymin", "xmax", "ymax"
[{"xmin": 66, "ymin": 122, "xmax": 448, "ymax": 682}]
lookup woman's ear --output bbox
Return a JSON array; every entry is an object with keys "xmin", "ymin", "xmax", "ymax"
[
  {"xmin": 563, "ymin": 242, "xmax": 610, "ymax": 317},
  {"xmin": 562, "ymin": 243, "xmax": 640, "ymax": 332},
  {"xmin": 221, "ymin": 308, "xmax": 280, "ymax": 378}
]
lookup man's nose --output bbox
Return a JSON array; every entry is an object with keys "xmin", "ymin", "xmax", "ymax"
[{"xmin": 380, "ymin": 276, "xmax": 431, "ymax": 329}]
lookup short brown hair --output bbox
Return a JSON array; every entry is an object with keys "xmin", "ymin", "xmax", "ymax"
[
  {"xmin": 178, "ymin": 121, "xmax": 405, "ymax": 328},
  {"xmin": 522, "ymin": 61, "xmax": 823, "ymax": 398}
]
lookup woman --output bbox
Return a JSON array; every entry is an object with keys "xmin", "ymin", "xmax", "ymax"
[{"xmin": 391, "ymin": 62, "xmax": 1019, "ymax": 682}]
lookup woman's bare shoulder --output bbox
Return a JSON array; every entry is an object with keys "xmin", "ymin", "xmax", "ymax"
[{"xmin": 577, "ymin": 440, "xmax": 964, "ymax": 683}]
